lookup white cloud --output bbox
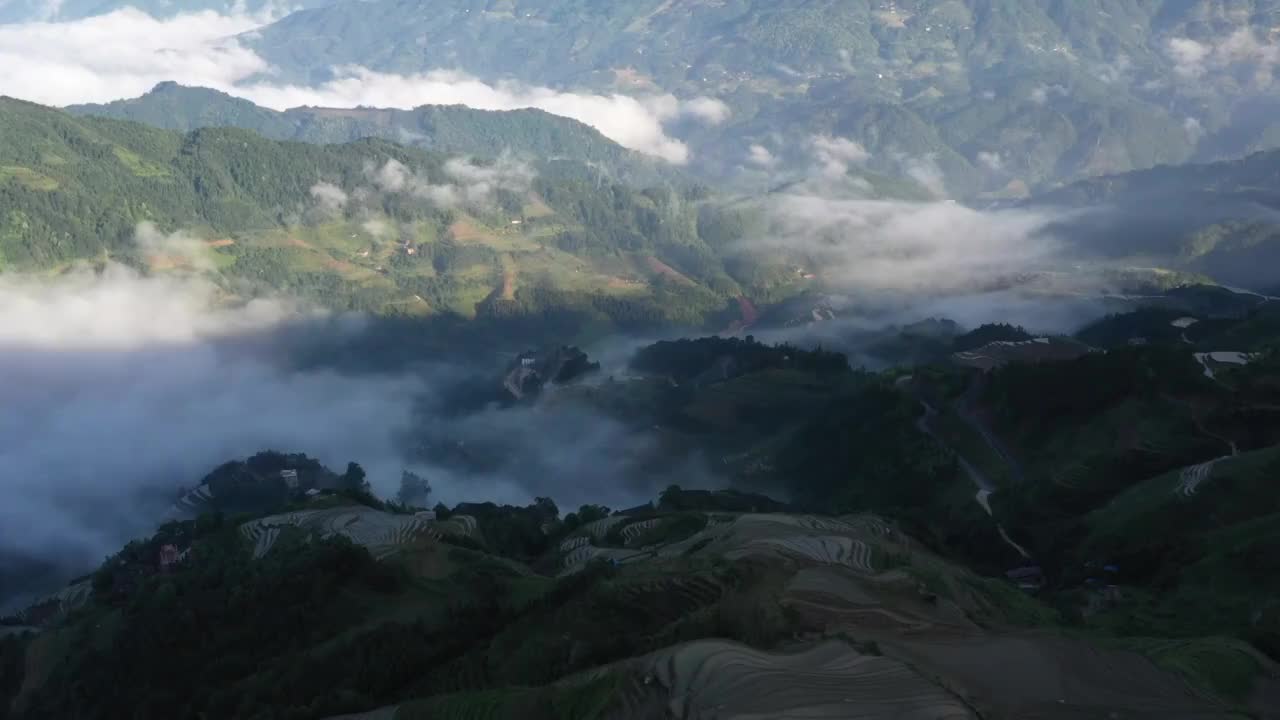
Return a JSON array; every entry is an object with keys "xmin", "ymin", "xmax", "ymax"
[
  {"xmin": 682, "ymin": 96, "xmax": 731, "ymax": 125},
  {"xmin": 1168, "ymin": 37, "xmax": 1213, "ymax": 79},
  {"xmin": 134, "ymin": 221, "xmax": 216, "ymax": 272},
  {"xmin": 361, "ymin": 217, "xmax": 392, "ymax": 239},
  {"xmin": 755, "ymin": 193, "xmax": 1062, "ymax": 296},
  {"xmin": 443, "ymin": 153, "xmax": 536, "ymax": 191},
  {"xmin": 747, "ymin": 143, "xmax": 777, "ymax": 168},
  {"xmin": 0, "ymin": 263, "xmax": 716, "ymax": 605},
  {"xmin": 1097, "ymin": 53, "xmax": 1133, "ymax": 85},
  {"xmin": 976, "ymin": 151, "xmax": 1004, "ymax": 172},
  {"xmin": 309, "ymin": 182, "xmax": 349, "ymax": 215},
  {"xmin": 0, "ymin": 8, "xmax": 270, "ymax": 101},
  {"xmin": 358, "ymin": 153, "xmax": 534, "ymax": 209},
  {"xmin": 0, "ymin": 8, "xmax": 714, "ymax": 164},
  {"xmin": 896, "ymin": 152, "xmax": 947, "ymax": 198},
  {"xmin": 1029, "ymin": 83, "xmax": 1067, "ymax": 105},
  {"xmin": 810, "ymin": 134, "xmax": 870, "ymax": 179},
  {"xmin": 1183, "ymin": 116, "xmax": 1205, "ymax": 144},
  {"xmin": 249, "ymin": 68, "xmax": 699, "ymax": 163},
  {"xmin": 1167, "ymin": 29, "xmax": 1280, "ymax": 89},
  {"xmin": 0, "ymin": 264, "xmax": 426, "ymax": 597}
]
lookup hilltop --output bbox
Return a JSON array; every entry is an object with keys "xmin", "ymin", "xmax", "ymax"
[{"xmin": 67, "ymin": 83, "xmax": 675, "ymax": 188}]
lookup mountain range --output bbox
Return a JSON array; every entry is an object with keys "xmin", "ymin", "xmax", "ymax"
[
  {"xmin": 6, "ymin": 1, "xmax": 1279, "ymax": 195},
  {"xmin": 7, "ymin": 4, "xmax": 1280, "ymax": 718},
  {"xmin": 67, "ymin": 83, "xmax": 675, "ymax": 188},
  {"xmin": 235, "ymin": 0, "xmax": 1280, "ymax": 193}
]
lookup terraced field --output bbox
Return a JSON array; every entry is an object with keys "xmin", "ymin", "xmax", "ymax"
[
  {"xmin": 879, "ymin": 633, "xmax": 1254, "ymax": 719},
  {"xmin": 164, "ymin": 483, "xmax": 215, "ymax": 518},
  {"xmin": 239, "ymin": 506, "xmax": 477, "ymax": 560},
  {"xmin": 629, "ymin": 639, "xmax": 976, "ymax": 719},
  {"xmin": 579, "ymin": 515, "xmax": 627, "ymax": 540},
  {"xmin": 619, "ymin": 518, "xmax": 661, "ymax": 545},
  {"xmin": 558, "ymin": 544, "xmax": 648, "ymax": 575},
  {"xmin": 22, "ymin": 499, "xmax": 1279, "ymax": 719},
  {"xmin": 726, "ymin": 535, "xmax": 876, "ymax": 572},
  {"xmin": 15, "ymin": 580, "xmax": 92, "ymax": 626}
]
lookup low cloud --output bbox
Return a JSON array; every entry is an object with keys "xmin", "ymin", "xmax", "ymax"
[
  {"xmin": 1167, "ymin": 29, "xmax": 1280, "ymax": 90},
  {"xmin": 309, "ymin": 182, "xmax": 349, "ymax": 215},
  {"xmin": 0, "ymin": 265, "xmax": 425, "ymax": 605},
  {"xmin": 747, "ymin": 143, "xmax": 778, "ymax": 169},
  {"xmin": 682, "ymin": 96, "xmax": 732, "ymax": 125},
  {"xmin": 1096, "ymin": 53, "xmax": 1133, "ymax": 85},
  {"xmin": 0, "ymin": 8, "xmax": 720, "ymax": 163},
  {"xmin": 248, "ymin": 68, "xmax": 707, "ymax": 164},
  {"xmin": 895, "ymin": 152, "xmax": 947, "ymax": 198},
  {"xmin": 1029, "ymin": 83, "xmax": 1067, "ymax": 105},
  {"xmin": 361, "ymin": 217, "xmax": 393, "ymax": 239},
  {"xmin": 810, "ymin": 134, "xmax": 870, "ymax": 179},
  {"xmin": 1183, "ymin": 116, "xmax": 1205, "ymax": 144},
  {"xmin": 976, "ymin": 151, "xmax": 1004, "ymax": 172},
  {"xmin": 0, "ymin": 8, "xmax": 270, "ymax": 99},
  {"xmin": 752, "ymin": 192, "xmax": 1063, "ymax": 296},
  {"xmin": 134, "ymin": 221, "xmax": 216, "ymax": 271},
  {"xmin": 358, "ymin": 152, "xmax": 534, "ymax": 209},
  {"xmin": 0, "ymin": 262, "xmax": 708, "ymax": 608},
  {"xmin": 444, "ymin": 153, "xmax": 536, "ymax": 192}
]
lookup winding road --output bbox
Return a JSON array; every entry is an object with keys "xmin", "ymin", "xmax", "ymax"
[{"xmin": 915, "ymin": 398, "xmax": 1031, "ymax": 560}]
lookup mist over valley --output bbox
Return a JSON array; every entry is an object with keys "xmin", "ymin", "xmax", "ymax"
[{"xmin": 4, "ymin": 3, "xmax": 1280, "ymax": 719}]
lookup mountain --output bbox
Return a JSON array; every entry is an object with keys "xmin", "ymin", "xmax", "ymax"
[
  {"xmin": 7, "ymin": 319, "xmax": 1280, "ymax": 718},
  {"xmin": 67, "ymin": 83, "xmax": 675, "ymax": 187},
  {"xmin": 1026, "ymin": 148, "xmax": 1280, "ymax": 289},
  {"xmin": 0, "ymin": 96, "xmax": 786, "ymax": 332},
  {"xmin": 241, "ymin": 0, "xmax": 1280, "ymax": 194}
]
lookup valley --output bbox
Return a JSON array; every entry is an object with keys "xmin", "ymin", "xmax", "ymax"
[{"xmin": 4, "ymin": 2, "xmax": 1280, "ymax": 718}]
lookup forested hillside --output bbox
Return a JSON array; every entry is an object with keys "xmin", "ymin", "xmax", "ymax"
[
  {"xmin": 1025, "ymin": 148, "xmax": 1280, "ymax": 288},
  {"xmin": 68, "ymin": 83, "xmax": 673, "ymax": 187},
  {"xmin": 0, "ymin": 97, "xmax": 784, "ymax": 331},
  {"xmin": 243, "ymin": 0, "xmax": 1280, "ymax": 193}
]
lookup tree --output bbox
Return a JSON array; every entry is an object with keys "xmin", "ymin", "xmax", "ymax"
[
  {"xmin": 576, "ymin": 504, "xmax": 611, "ymax": 524},
  {"xmin": 658, "ymin": 485, "xmax": 684, "ymax": 510},
  {"xmin": 533, "ymin": 496, "xmax": 560, "ymax": 520},
  {"xmin": 396, "ymin": 470, "xmax": 432, "ymax": 509},
  {"xmin": 341, "ymin": 462, "xmax": 369, "ymax": 493}
]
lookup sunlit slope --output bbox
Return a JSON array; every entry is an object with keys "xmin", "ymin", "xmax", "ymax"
[{"xmin": 0, "ymin": 98, "xmax": 790, "ymax": 327}]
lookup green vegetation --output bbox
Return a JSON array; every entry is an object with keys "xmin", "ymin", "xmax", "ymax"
[
  {"xmin": 777, "ymin": 382, "xmax": 955, "ymax": 515},
  {"xmin": 0, "ymin": 633, "xmax": 27, "ymax": 720},
  {"xmin": 0, "ymin": 98, "xmax": 799, "ymax": 334},
  {"xmin": 70, "ymin": 83, "xmax": 673, "ymax": 188},
  {"xmin": 1109, "ymin": 637, "xmax": 1265, "ymax": 702},
  {"xmin": 630, "ymin": 335, "xmax": 848, "ymax": 383},
  {"xmin": 223, "ymin": 0, "xmax": 1280, "ymax": 196}
]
